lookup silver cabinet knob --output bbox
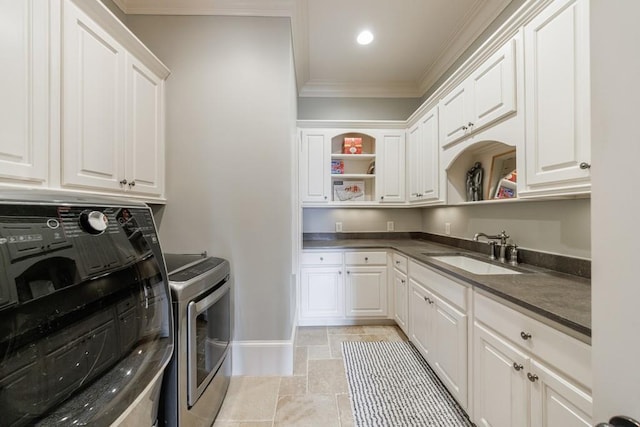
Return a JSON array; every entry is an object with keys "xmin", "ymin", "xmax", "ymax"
[
  {"xmin": 364, "ymin": 257, "xmax": 369, "ymax": 262},
  {"xmin": 324, "ymin": 196, "xmax": 328, "ymax": 200},
  {"xmin": 513, "ymin": 363, "xmax": 523, "ymax": 371},
  {"xmin": 527, "ymin": 373, "xmax": 539, "ymax": 382},
  {"xmin": 128, "ymin": 180, "xmax": 136, "ymax": 187},
  {"xmin": 462, "ymin": 125, "xmax": 468, "ymax": 131},
  {"xmin": 119, "ymin": 179, "xmax": 128, "ymax": 185},
  {"xmin": 579, "ymin": 162, "xmax": 591, "ymax": 170},
  {"xmin": 468, "ymin": 122, "xmax": 474, "ymax": 127},
  {"xmin": 395, "ymin": 260, "xmax": 401, "ymax": 265},
  {"xmin": 338, "ymin": 270, "xmax": 342, "ymax": 275},
  {"xmin": 380, "ymin": 196, "xmax": 384, "ymax": 200},
  {"xmin": 319, "ymin": 257, "xmax": 323, "ymax": 261},
  {"xmin": 347, "ymin": 271, "xmax": 350, "ymax": 274},
  {"xmin": 520, "ymin": 331, "xmax": 532, "ymax": 340}
]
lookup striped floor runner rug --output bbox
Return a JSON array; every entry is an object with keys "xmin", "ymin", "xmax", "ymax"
[{"xmin": 342, "ymin": 341, "xmax": 473, "ymax": 427}]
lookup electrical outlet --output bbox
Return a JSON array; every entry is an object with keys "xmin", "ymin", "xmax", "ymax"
[
  {"xmin": 445, "ymin": 222, "xmax": 451, "ymax": 235},
  {"xmin": 335, "ymin": 222, "xmax": 343, "ymax": 232},
  {"xmin": 387, "ymin": 221, "xmax": 395, "ymax": 232}
]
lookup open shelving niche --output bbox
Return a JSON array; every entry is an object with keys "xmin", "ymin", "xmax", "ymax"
[
  {"xmin": 445, "ymin": 140, "xmax": 518, "ymax": 205},
  {"xmin": 330, "ymin": 132, "xmax": 376, "ymax": 203}
]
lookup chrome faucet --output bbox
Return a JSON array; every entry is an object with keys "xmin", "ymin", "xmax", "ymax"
[{"xmin": 473, "ymin": 230, "xmax": 511, "ymax": 263}]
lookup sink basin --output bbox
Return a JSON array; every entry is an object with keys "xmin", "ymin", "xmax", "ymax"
[{"xmin": 427, "ymin": 255, "xmax": 521, "ymax": 275}]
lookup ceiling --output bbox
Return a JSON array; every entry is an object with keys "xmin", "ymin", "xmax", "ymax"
[{"xmin": 113, "ymin": 0, "xmax": 512, "ymax": 98}]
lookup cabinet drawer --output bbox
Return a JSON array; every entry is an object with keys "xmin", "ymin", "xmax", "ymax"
[
  {"xmin": 345, "ymin": 251, "xmax": 387, "ymax": 266},
  {"xmin": 392, "ymin": 252, "xmax": 408, "ymax": 273},
  {"xmin": 474, "ymin": 292, "xmax": 591, "ymax": 390},
  {"xmin": 300, "ymin": 251, "xmax": 343, "ymax": 266},
  {"xmin": 408, "ymin": 260, "xmax": 468, "ymax": 311}
]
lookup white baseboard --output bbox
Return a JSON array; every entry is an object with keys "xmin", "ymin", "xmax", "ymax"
[{"xmin": 231, "ymin": 312, "xmax": 298, "ymax": 376}]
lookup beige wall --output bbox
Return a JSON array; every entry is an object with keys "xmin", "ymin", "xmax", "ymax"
[
  {"xmin": 303, "ymin": 198, "xmax": 590, "ymax": 259},
  {"xmin": 303, "ymin": 208, "xmax": 422, "ymax": 233},
  {"xmin": 128, "ymin": 15, "xmax": 296, "ymax": 342},
  {"xmin": 421, "ymin": 198, "xmax": 590, "ymax": 259}
]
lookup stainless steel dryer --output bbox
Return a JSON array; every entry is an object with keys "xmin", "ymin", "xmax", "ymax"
[{"xmin": 160, "ymin": 254, "xmax": 231, "ymax": 427}]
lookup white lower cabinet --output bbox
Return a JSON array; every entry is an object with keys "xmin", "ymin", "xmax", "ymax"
[
  {"xmin": 300, "ymin": 266, "xmax": 343, "ymax": 319},
  {"xmin": 299, "ymin": 250, "xmax": 388, "ymax": 325},
  {"xmin": 473, "ymin": 321, "xmax": 529, "ymax": 427},
  {"xmin": 345, "ymin": 266, "xmax": 387, "ymax": 317},
  {"xmin": 473, "ymin": 292, "xmax": 592, "ymax": 427},
  {"xmin": 408, "ymin": 260, "xmax": 469, "ymax": 409},
  {"xmin": 393, "ymin": 269, "xmax": 408, "ymax": 333}
]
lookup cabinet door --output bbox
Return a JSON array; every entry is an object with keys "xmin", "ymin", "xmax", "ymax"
[
  {"xmin": 0, "ymin": 0, "xmax": 49, "ymax": 186},
  {"xmin": 433, "ymin": 293, "xmax": 468, "ymax": 408},
  {"xmin": 408, "ymin": 279, "xmax": 434, "ymax": 362},
  {"xmin": 393, "ymin": 270, "xmax": 408, "ymax": 333},
  {"xmin": 529, "ymin": 359, "xmax": 592, "ymax": 427},
  {"xmin": 300, "ymin": 267, "xmax": 343, "ymax": 319},
  {"xmin": 124, "ymin": 53, "xmax": 165, "ymax": 196},
  {"xmin": 300, "ymin": 132, "xmax": 329, "ymax": 203},
  {"xmin": 473, "ymin": 322, "xmax": 529, "ymax": 427},
  {"xmin": 345, "ymin": 266, "xmax": 387, "ymax": 317},
  {"xmin": 377, "ymin": 132, "xmax": 405, "ymax": 203},
  {"xmin": 469, "ymin": 38, "xmax": 517, "ymax": 133},
  {"xmin": 408, "ymin": 107, "xmax": 439, "ymax": 203},
  {"xmin": 439, "ymin": 81, "xmax": 471, "ymax": 148},
  {"xmin": 418, "ymin": 107, "xmax": 440, "ymax": 201},
  {"xmin": 407, "ymin": 123, "xmax": 422, "ymax": 202},
  {"xmin": 62, "ymin": 0, "xmax": 126, "ymax": 191},
  {"xmin": 524, "ymin": 0, "xmax": 590, "ymax": 190}
]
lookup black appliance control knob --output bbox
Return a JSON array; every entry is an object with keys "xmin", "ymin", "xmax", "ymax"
[{"xmin": 80, "ymin": 210, "xmax": 108, "ymax": 234}]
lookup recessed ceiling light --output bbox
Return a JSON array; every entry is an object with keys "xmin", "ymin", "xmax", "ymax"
[{"xmin": 357, "ymin": 30, "xmax": 374, "ymax": 45}]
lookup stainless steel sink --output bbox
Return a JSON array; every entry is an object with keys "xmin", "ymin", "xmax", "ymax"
[{"xmin": 425, "ymin": 254, "xmax": 522, "ymax": 275}]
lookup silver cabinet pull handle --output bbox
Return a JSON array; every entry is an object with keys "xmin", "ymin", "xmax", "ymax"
[
  {"xmin": 520, "ymin": 331, "xmax": 532, "ymax": 340},
  {"xmin": 513, "ymin": 363, "xmax": 523, "ymax": 371},
  {"xmin": 527, "ymin": 373, "xmax": 539, "ymax": 382},
  {"xmin": 579, "ymin": 162, "xmax": 591, "ymax": 169}
]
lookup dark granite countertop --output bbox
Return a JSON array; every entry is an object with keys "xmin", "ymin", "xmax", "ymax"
[{"xmin": 303, "ymin": 238, "xmax": 591, "ymax": 342}]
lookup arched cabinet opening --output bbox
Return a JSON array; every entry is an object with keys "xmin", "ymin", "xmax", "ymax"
[
  {"xmin": 330, "ymin": 132, "xmax": 376, "ymax": 202},
  {"xmin": 445, "ymin": 140, "xmax": 517, "ymax": 205}
]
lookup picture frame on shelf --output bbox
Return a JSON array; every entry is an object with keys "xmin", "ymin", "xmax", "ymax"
[{"xmin": 487, "ymin": 149, "xmax": 517, "ymax": 199}]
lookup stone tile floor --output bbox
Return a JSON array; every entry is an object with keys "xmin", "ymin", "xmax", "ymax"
[{"xmin": 214, "ymin": 325, "xmax": 408, "ymax": 427}]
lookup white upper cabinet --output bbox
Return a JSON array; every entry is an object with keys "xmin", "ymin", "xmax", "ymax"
[
  {"xmin": 61, "ymin": 0, "xmax": 169, "ymax": 199},
  {"xmin": 407, "ymin": 106, "xmax": 440, "ymax": 204},
  {"xmin": 298, "ymin": 126, "xmax": 406, "ymax": 206},
  {"xmin": 439, "ymin": 38, "xmax": 517, "ymax": 148},
  {"xmin": 62, "ymin": 1, "xmax": 126, "ymax": 192},
  {"xmin": 124, "ymin": 54, "xmax": 165, "ymax": 196},
  {"xmin": 522, "ymin": 0, "xmax": 590, "ymax": 196},
  {"xmin": 377, "ymin": 131, "xmax": 405, "ymax": 203},
  {"xmin": 300, "ymin": 131, "xmax": 330, "ymax": 203},
  {"xmin": 0, "ymin": 0, "xmax": 50, "ymax": 187}
]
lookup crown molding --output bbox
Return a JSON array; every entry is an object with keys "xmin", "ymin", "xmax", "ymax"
[
  {"xmin": 417, "ymin": 0, "xmax": 513, "ymax": 96},
  {"xmin": 299, "ymin": 81, "xmax": 421, "ymax": 99},
  {"xmin": 113, "ymin": 0, "xmax": 296, "ymax": 16},
  {"xmin": 114, "ymin": 0, "xmax": 519, "ymax": 98}
]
